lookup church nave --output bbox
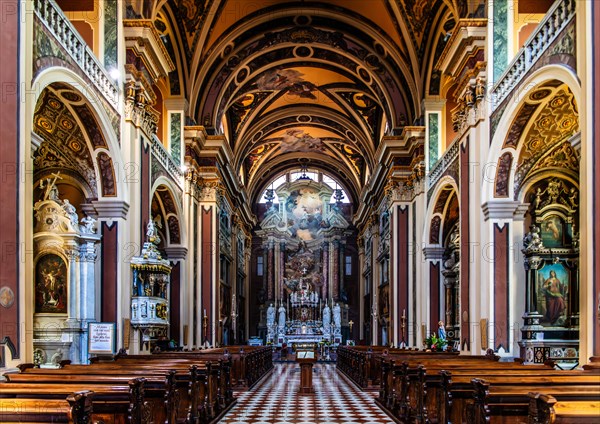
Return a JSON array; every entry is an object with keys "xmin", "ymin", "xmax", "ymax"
[{"xmin": 221, "ymin": 364, "xmax": 394, "ymax": 424}]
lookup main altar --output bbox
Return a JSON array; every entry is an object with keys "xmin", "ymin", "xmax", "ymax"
[{"xmin": 257, "ymin": 176, "xmax": 351, "ymax": 347}]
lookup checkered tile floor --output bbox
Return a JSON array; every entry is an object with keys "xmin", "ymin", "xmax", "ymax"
[{"xmin": 220, "ymin": 363, "xmax": 395, "ymax": 423}]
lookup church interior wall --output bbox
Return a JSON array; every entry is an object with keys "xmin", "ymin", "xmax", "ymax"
[{"xmin": 0, "ymin": 0, "xmax": 598, "ymax": 370}]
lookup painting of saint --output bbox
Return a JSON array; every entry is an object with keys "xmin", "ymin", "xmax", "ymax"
[
  {"xmin": 536, "ymin": 263, "xmax": 568, "ymax": 326},
  {"xmin": 35, "ymin": 254, "xmax": 67, "ymax": 313}
]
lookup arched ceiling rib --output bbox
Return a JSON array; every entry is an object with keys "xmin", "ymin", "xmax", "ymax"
[{"xmin": 154, "ymin": 0, "xmax": 459, "ymax": 204}]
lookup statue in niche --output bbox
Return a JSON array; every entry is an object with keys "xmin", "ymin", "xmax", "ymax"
[
  {"xmin": 322, "ymin": 303, "xmax": 331, "ymax": 330},
  {"xmin": 333, "ymin": 303, "xmax": 341, "ymax": 329},
  {"xmin": 267, "ymin": 303, "xmax": 276, "ymax": 328},
  {"xmin": 278, "ymin": 304, "xmax": 286, "ymax": 330},
  {"xmin": 62, "ymin": 199, "xmax": 79, "ymax": 230}
]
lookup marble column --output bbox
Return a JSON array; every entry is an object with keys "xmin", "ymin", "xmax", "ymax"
[{"xmin": 322, "ymin": 242, "xmax": 329, "ymax": 300}]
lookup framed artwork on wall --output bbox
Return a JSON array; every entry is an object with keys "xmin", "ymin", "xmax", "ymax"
[{"xmin": 35, "ymin": 253, "xmax": 67, "ymax": 314}]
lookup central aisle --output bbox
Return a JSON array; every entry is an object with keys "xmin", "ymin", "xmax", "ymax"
[{"xmin": 220, "ymin": 363, "xmax": 395, "ymax": 423}]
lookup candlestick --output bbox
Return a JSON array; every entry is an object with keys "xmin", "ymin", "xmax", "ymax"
[{"xmin": 402, "ymin": 309, "xmax": 406, "ymax": 318}]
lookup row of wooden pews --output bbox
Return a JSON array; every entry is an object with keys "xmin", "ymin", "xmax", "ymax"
[
  {"xmin": 338, "ymin": 346, "xmax": 600, "ymax": 423},
  {"xmin": 0, "ymin": 345, "xmax": 273, "ymax": 424},
  {"xmin": 145, "ymin": 345, "xmax": 273, "ymax": 389},
  {"xmin": 337, "ymin": 345, "xmax": 461, "ymax": 390}
]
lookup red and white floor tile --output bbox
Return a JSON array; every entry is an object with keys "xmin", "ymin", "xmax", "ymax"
[{"xmin": 220, "ymin": 363, "xmax": 395, "ymax": 423}]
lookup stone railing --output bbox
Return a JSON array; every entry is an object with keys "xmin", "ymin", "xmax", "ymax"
[
  {"xmin": 151, "ymin": 135, "xmax": 184, "ymax": 188},
  {"xmin": 34, "ymin": 0, "xmax": 119, "ymax": 110},
  {"xmin": 491, "ymin": 0, "xmax": 576, "ymax": 111},
  {"xmin": 428, "ymin": 137, "xmax": 460, "ymax": 189}
]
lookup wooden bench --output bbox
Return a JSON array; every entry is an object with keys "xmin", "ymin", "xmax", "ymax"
[
  {"xmin": 8, "ymin": 369, "xmax": 185, "ymax": 423},
  {"xmin": 0, "ymin": 390, "xmax": 93, "ymax": 423},
  {"xmin": 469, "ymin": 378, "xmax": 600, "ymax": 424},
  {"xmin": 529, "ymin": 392, "xmax": 600, "ymax": 423},
  {"xmin": 0, "ymin": 379, "xmax": 144, "ymax": 424},
  {"xmin": 17, "ymin": 358, "xmax": 232, "ymax": 423}
]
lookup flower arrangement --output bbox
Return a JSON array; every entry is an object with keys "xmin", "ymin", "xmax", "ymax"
[{"xmin": 424, "ymin": 333, "xmax": 448, "ymax": 352}]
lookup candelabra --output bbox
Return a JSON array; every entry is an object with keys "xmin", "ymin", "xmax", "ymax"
[
  {"xmin": 202, "ymin": 311, "xmax": 208, "ymax": 344},
  {"xmin": 400, "ymin": 310, "xmax": 407, "ymax": 348},
  {"xmin": 231, "ymin": 294, "xmax": 238, "ymax": 343}
]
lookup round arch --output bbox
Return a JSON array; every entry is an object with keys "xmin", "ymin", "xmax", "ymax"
[
  {"xmin": 150, "ymin": 177, "xmax": 187, "ymax": 246},
  {"xmin": 31, "ymin": 67, "xmax": 129, "ymax": 201},
  {"xmin": 483, "ymin": 64, "xmax": 581, "ymax": 205},
  {"xmin": 423, "ymin": 176, "xmax": 460, "ymax": 246}
]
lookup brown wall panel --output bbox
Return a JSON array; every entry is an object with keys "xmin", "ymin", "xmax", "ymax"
[
  {"xmin": 494, "ymin": 224, "xmax": 509, "ymax": 350},
  {"xmin": 397, "ymin": 206, "xmax": 409, "ymax": 342},
  {"xmin": 101, "ymin": 222, "xmax": 118, "ymax": 323},
  {"xmin": 460, "ymin": 139, "xmax": 470, "ymax": 348},
  {"xmin": 170, "ymin": 261, "xmax": 181, "ymax": 344},
  {"xmin": 0, "ymin": 0, "xmax": 20, "ymax": 361},
  {"xmin": 202, "ymin": 208, "xmax": 213, "ymax": 343},
  {"xmin": 429, "ymin": 262, "xmax": 440, "ymax": 333}
]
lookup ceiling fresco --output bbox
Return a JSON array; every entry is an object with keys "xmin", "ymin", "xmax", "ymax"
[{"xmin": 134, "ymin": 0, "xmax": 482, "ymax": 201}]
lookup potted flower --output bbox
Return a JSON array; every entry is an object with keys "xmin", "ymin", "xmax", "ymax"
[{"xmin": 424, "ymin": 333, "xmax": 448, "ymax": 352}]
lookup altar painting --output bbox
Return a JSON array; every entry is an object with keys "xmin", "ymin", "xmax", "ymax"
[
  {"xmin": 540, "ymin": 215, "xmax": 565, "ymax": 248},
  {"xmin": 35, "ymin": 254, "xmax": 67, "ymax": 313},
  {"xmin": 285, "ymin": 188, "xmax": 324, "ymax": 241},
  {"xmin": 535, "ymin": 263, "xmax": 569, "ymax": 326}
]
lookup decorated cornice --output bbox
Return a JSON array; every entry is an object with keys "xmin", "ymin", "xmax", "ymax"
[
  {"xmin": 123, "ymin": 20, "xmax": 176, "ymax": 83},
  {"xmin": 435, "ymin": 19, "xmax": 487, "ymax": 76},
  {"xmin": 355, "ymin": 127, "xmax": 425, "ymax": 226},
  {"xmin": 184, "ymin": 126, "xmax": 256, "ymax": 226}
]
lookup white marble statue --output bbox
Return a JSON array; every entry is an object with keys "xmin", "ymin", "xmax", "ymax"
[
  {"xmin": 322, "ymin": 303, "xmax": 331, "ymax": 330},
  {"xmin": 62, "ymin": 199, "xmax": 79, "ymax": 229},
  {"xmin": 333, "ymin": 302, "xmax": 341, "ymax": 328},
  {"xmin": 267, "ymin": 303, "xmax": 276, "ymax": 328},
  {"xmin": 278, "ymin": 305, "xmax": 286, "ymax": 330},
  {"xmin": 80, "ymin": 215, "xmax": 96, "ymax": 234}
]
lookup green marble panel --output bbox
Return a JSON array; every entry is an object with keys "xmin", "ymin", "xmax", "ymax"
[
  {"xmin": 104, "ymin": 0, "xmax": 117, "ymax": 70},
  {"xmin": 428, "ymin": 113, "xmax": 439, "ymax": 169},
  {"xmin": 170, "ymin": 113, "xmax": 182, "ymax": 166},
  {"xmin": 493, "ymin": 0, "xmax": 508, "ymax": 82}
]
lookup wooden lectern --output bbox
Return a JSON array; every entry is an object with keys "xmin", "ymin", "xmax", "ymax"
[{"xmin": 295, "ymin": 343, "xmax": 317, "ymax": 394}]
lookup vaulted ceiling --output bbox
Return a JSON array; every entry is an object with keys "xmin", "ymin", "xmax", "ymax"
[{"xmin": 129, "ymin": 0, "xmax": 481, "ymax": 202}]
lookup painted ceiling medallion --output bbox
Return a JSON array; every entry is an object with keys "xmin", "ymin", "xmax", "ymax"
[
  {"xmin": 60, "ymin": 91, "xmax": 83, "ymax": 102},
  {"xmin": 529, "ymin": 89, "xmax": 552, "ymax": 101},
  {"xmin": 0, "ymin": 286, "xmax": 15, "ymax": 308}
]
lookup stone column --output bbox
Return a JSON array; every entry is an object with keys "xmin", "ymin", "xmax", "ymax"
[
  {"xmin": 332, "ymin": 239, "xmax": 340, "ymax": 301},
  {"xmin": 78, "ymin": 238, "xmax": 100, "ymax": 363}
]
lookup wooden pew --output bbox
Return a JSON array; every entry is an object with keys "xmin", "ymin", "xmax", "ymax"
[
  {"xmin": 469, "ymin": 378, "xmax": 600, "ymax": 424},
  {"xmin": 8, "ymin": 370, "xmax": 179, "ymax": 424},
  {"xmin": 376, "ymin": 353, "xmax": 515, "ymax": 422},
  {"xmin": 528, "ymin": 392, "xmax": 600, "ymax": 424},
  {"xmin": 0, "ymin": 390, "xmax": 93, "ymax": 423},
  {"xmin": 440, "ymin": 369, "xmax": 600, "ymax": 424},
  {"xmin": 89, "ymin": 354, "xmax": 234, "ymax": 417},
  {"xmin": 338, "ymin": 345, "xmax": 459, "ymax": 390},
  {"xmin": 0, "ymin": 378, "xmax": 144, "ymax": 424},
  {"xmin": 151, "ymin": 346, "xmax": 273, "ymax": 389}
]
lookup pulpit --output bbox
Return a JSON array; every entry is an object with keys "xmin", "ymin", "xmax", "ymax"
[{"xmin": 296, "ymin": 343, "xmax": 317, "ymax": 394}]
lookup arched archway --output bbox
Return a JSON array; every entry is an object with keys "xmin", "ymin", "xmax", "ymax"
[
  {"xmin": 486, "ymin": 66, "xmax": 581, "ymax": 364},
  {"xmin": 27, "ymin": 72, "xmax": 126, "ymax": 364}
]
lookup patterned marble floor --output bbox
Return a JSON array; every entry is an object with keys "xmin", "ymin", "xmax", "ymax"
[{"xmin": 220, "ymin": 363, "xmax": 395, "ymax": 423}]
